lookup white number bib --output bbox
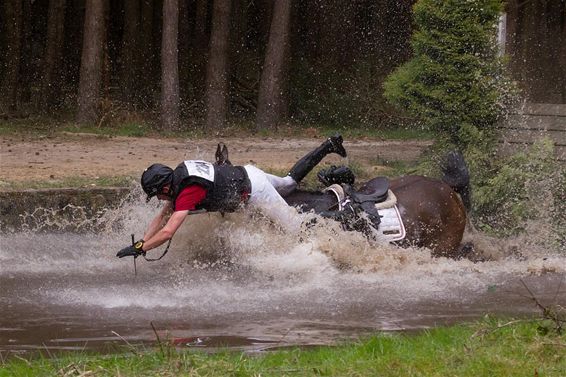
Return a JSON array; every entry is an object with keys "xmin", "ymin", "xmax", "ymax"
[{"xmin": 183, "ymin": 160, "xmax": 215, "ymax": 182}]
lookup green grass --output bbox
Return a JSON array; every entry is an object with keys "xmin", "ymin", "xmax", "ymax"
[
  {"xmin": 0, "ymin": 118, "xmax": 62, "ymax": 136},
  {"xmin": 338, "ymin": 125, "xmax": 434, "ymax": 141},
  {"xmin": 1, "ymin": 318, "xmax": 564, "ymax": 376},
  {"xmin": 61, "ymin": 122, "xmax": 152, "ymax": 138},
  {"xmin": 0, "ymin": 176, "xmax": 135, "ymax": 191},
  {"xmin": 264, "ymin": 157, "xmax": 416, "ymax": 193},
  {"xmin": 0, "ymin": 117, "xmax": 434, "ymax": 141}
]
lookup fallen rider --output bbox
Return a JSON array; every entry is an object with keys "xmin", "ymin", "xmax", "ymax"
[{"xmin": 116, "ymin": 135, "xmax": 347, "ymax": 259}]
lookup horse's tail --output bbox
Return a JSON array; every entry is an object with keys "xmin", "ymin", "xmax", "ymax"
[{"xmin": 441, "ymin": 151, "xmax": 471, "ymax": 211}]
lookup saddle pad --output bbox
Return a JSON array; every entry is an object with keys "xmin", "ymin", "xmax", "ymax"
[
  {"xmin": 375, "ymin": 205, "xmax": 406, "ymax": 243},
  {"xmin": 375, "ymin": 190, "xmax": 397, "ymax": 210}
]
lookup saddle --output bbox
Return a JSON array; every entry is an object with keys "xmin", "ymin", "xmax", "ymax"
[
  {"xmin": 319, "ymin": 166, "xmax": 390, "ymax": 231},
  {"xmin": 319, "ymin": 166, "xmax": 389, "ymax": 204},
  {"xmin": 346, "ymin": 177, "xmax": 389, "ymax": 205},
  {"xmin": 343, "ymin": 178, "xmax": 389, "ymax": 229}
]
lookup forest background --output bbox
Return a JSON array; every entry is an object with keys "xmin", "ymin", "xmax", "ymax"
[
  {"xmin": 0, "ymin": 0, "xmax": 416, "ymax": 132},
  {"xmin": 0, "ymin": 0, "xmax": 564, "ymax": 246}
]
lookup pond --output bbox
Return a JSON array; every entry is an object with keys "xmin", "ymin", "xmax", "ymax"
[{"xmin": 1, "ymin": 199, "xmax": 564, "ymax": 357}]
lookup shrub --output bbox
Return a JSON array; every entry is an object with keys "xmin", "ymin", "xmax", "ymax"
[
  {"xmin": 383, "ymin": 0, "xmax": 515, "ymax": 152},
  {"xmin": 473, "ymin": 138, "xmax": 563, "ymax": 244},
  {"xmin": 381, "ymin": 0, "xmax": 566, "ymax": 244},
  {"xmin": 289, "ymin": 59, "xmax": 398, "ymax": 128}
]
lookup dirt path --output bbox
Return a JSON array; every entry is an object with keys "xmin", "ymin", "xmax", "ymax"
[{"xmin": 0, "ymin": 133, "xmax": 431, "ymax": 184}]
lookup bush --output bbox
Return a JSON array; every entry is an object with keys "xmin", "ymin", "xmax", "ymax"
[
  {"xmin": 473, "ymin": 139, "xmax": 563, "ymax": 245},
  {"xmin": 381, "ymin": 0, "xmax": 566, "ymax": 243},
  {"xmin": 289, "ymin": 58, "xmax": 399, "ymax": 128},
  {"xmin": 383, "ymin": 0, "xmax": 515, "ymax": 152}
]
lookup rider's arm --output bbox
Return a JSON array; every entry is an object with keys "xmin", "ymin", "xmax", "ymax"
[
  {"xmin": 141, "ymin": 185, "xmax": 206, "ymax": 252},
  {"xmin": 143, "ymin": 210, "xmax": 189, "ymax": 252},
  {"xmin": 143, "ymin": 201, "xmax": 173, "ymax": 241}
]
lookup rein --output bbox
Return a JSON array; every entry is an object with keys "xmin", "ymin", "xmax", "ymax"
[
  {"xmin": 142, "ymin": 238, "xmax": 172, "ymax": 262},
  {"xmin": 130, "ymin": 234, "xmax": 173, "ymax": 276}
]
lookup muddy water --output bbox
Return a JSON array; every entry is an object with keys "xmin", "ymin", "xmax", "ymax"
[{"xmin": 1, "ymin": 197, "xmax": 565, "ymax": 356}]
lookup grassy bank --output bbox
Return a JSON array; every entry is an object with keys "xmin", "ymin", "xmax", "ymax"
[
  {"xmin": 1, "ymin": 318, "xmax": 564, "ymax": 376},
  {"xmin": 0, "ymin": 117, "xmax": 433, "ymax": 141}
]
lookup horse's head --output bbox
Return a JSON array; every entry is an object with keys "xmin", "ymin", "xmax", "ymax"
[{"xmin": 214, "ymin": 142, "xmax": 231, "ymax": 165}]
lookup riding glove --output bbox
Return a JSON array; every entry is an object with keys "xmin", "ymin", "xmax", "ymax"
[{"xmin": 116, "ymin": 240, "xmax": 145, "ymax": 258}]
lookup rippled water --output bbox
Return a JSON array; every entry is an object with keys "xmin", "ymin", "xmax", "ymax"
[{"xmin": 1, "ymin": 195, "xmax": 564, "ymax": 356}]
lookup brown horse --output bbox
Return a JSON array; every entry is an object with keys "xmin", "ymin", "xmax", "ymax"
[
  {"xmin": 284, "ymin": 152, "xmax": 471, "ymax": 258},
  {"xmin": 214, "ymin": 143, "xmax": 470, "ymax": 258}
]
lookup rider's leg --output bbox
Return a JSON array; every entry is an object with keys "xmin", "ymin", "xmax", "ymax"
[
  {"xmin": 288, "ymin": 134, "xmax": 347, "ymax": 184},
  {"xmin": 261, "ymin": 134, "xmax": 347, "ymax": 197},
  {"xmin": 244, "ymin": 165, "xmax": 303, "ymax": 234},
  {"xmin": 265, "ymin": 174, "xmax": 296, "ymax": 197}
]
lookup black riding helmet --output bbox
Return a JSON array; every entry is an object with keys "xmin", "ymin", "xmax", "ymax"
[{"xmin": 141, "ymin": 163, "xmax": 174, "ymax": 201}]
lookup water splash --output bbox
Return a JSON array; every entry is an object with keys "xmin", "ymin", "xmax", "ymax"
[{"xmin": 1, "ymin": 190, "xmax": 565, "ymax": 353}]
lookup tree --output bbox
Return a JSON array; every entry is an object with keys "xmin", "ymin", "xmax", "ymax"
[
  {"xmin": 139, "ymin": 0, "xmax": 156, "ymax": 103},
  {"xmin": 255, "ymin": 0, "xmax": 292, "ymax": 131},
  {"xmin": 161, "ymin": 0, "xmax": 180, "ymax": 130},
  {"xmin": 41, "ymin": 0, "xmax": 67, "ymax": 111},
  {"xmin": 383, "ymin": 0, "xmax": 512, "ymax": 153},
  {"xmin": 205, "ymin": 0, "xmax": 232, "ymax": 130},
  {"xmin": 1, "ymin": 0, "xmax": 23, "ymax": 113},
  {"xmin": 18, "ymin": 0, "xmax": 33, "ymax": 105},
  {"xmin": 191, "ymin": 0, "xmax": 209, "ymax": 100},
  {"xmin": 178, "ymin": 0, "xmax": 190, "ymax": 106},
  {"xmin": 76, "ymin": 0, "xmax": 106, "ymax": 125},
  {"xmin": 120, "ymin": 0, "xmax": 140, "ymax": 103}
]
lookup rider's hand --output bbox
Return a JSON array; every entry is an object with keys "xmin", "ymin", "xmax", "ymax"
[{"xmin": 116, "ymin": 240, "xmax": 145, "ymax": 258}]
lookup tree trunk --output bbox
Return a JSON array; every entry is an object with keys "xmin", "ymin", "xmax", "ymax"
[
  {"xmin": 18, "ymin": 0, "xmax": 33, "ymax": 105},
  {"xmin": 161, "ymin": 0, "xmax": 180, "ymax": 130},
  {"xmin": 255, "ymin": 0, "xmax": 292, "ymax": 131},
  {"xmin": 205, "ymin": 0, "xmax": 232, "ymax": 130},
  {"xmin": 62, "ymin": 0, "xmax": 85, "ymax": 92},
  {"xmin": 178, "ymin": 0, "xmax": 190, "ymax": 107},
  {"xmin": 561, "ymin": 2, "xmax": 566, "ymax": 102},
  {"xmin": 194, "ymin": 0, "xmax": 208, "ymax": 51},
  {"xmin": 140, "ymin": 0, "xmax": 155, "ymax": 103},
  {"xmin": 120, "ymin": 0, "xmax": 140, "ymax": 103},
  {"xmin": 1, "ymin": 0, "xmax": 23, "ymax": 113},
  {"xmin": 192, "ymin": 0, "xmax": 209, "ymax": 104},
  {"xmin": 41, "ymin": 0, "xmax": 67, "ymax": 111},
  {"xmin": 76, "ymin": 0, "xmax": 106, "ymax": 125}
]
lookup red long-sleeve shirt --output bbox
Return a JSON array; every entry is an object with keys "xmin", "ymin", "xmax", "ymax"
[{"xmin": 174, "ymin": 185, "xmax": 207, "ymax": 211}]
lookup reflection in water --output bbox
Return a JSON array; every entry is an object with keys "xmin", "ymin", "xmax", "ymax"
[{"xmin": 0, "ymin": 197, "xmax": 564, "ymax": 355}]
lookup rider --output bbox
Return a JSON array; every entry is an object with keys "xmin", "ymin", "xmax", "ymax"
[{"xmin": 116, "ymin": 135, "xmax": 347, "ymax": 258}]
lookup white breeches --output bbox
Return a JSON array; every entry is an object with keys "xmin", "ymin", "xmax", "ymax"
[
  {"xmin": 265, "ymin": 173, "xmax": 297, "ymax": 197},
  {"xmin": 244, "ymin": 165, "xmax": 302, "ymax": 234}
]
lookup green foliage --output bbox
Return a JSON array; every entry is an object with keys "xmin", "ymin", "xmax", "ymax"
[
  {"xmin": 2, "ymin": 318, "xmax": 564, "ymax": 376},
  {"xmin": 0, "ymin": 176, "xmax": 134, "ymax": 191},
  {"xmin": 63, "ymin": 122, "xmax": 151, "ymax": 138},
  {"xmin": 290, "ymin": 59, "xmax": 401, "ymax": 128},
  {"xmin": 383, "ymin": 0, "xmax": 515, "ymax": 151},
  {"xmin": 551, "ymin": 167, "xmax": 566, "ymax": 250},
  {"xmin": 472, "ymin": 138, "xmax": 561, "ymax": 237},
  {"xmin": 381, "ymin": 0, "xmax": 566, "ymax": 241}
]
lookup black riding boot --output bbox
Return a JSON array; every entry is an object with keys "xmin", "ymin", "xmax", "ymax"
[{"xmin": 288, "ymin": 134, "xmax": 347, "ymax": 183}]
